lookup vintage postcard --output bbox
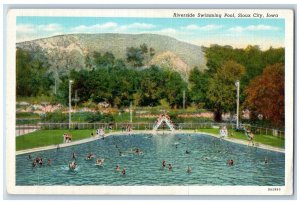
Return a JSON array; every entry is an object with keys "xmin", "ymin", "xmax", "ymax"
[{"xmin": 6, "ymin": 8, "xmax": 294, "ymax": 195}]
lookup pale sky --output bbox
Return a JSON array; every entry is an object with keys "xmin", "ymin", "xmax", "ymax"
[{"xmin": 17, "ymin": 17, "xmax": 285, "ymax": 50}]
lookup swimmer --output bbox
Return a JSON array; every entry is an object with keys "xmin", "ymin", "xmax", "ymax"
[
  {"xmin": 162, "ymin": 160, "xmax": 166, "ymax": 168},
  {"xmin": 87, "ymin": 153, "xmax": 95, "ymax": 160},
  {"xmin": 72, "ymin": 152, "xmax": 77, "ymax": 160},
  {"xmin": 122, "ymin": 168, "xmax": 126, "ymax": 176},
  {"xmin": 47, "ymin": 159, "xmax": 51, "ymax": 166},
  {"xmin": 134, "ymin": 148, "xmax": 142, "ymax": 154},
  {"xmin": 168, "ymin": 164, "xmax": 173, "ymax": 171},
  {"xmin": 39, "ymin": 158, "xmax": 43, "ymax": 165},
  {"xmin": 27, "ymin": 154, "xmax": 32, "ymax": 160},
  {"xmin": 96, "ymin": 159, "xmax": 104, "ymax": 166},
  {"xmin": 187, "ymin": 166, "xmax": 192, "ymax": 174},
  {"xmin": 115, "ymin": 165, "xmax": 120, "ymax": 172},
  {"xmin": 32, "ymin": 160, "xmax": 37, "ymax": 168},
  {"xmin": 227, "ymin": 159, "xmax": 234, "ymax": 166},
  {"xmin": 69, "ymin": 161, "xmax": 77, "ymax": 170},
  {"xmin": 185, "ymin": 150, "xmax": 191, "ymax": 154},
  {"xmin": 264, "ymin": 158, "xmax": 268, "ymax": 164}
]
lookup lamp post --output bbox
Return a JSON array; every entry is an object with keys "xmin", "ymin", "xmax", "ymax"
[
  {"xmin": 69, "ymin": 80, "xmax": 73, "ymax": 129},
  {"xmin": 235, "ymin": 80, "xmax": 240, "ymax": 129},
  {"xmin": 183, "ymin": 89, "xmax": 186, "ymax": 110},
  {"xmin": 130, "ymin": 102, "xmax": 132, "ymax": 123}
]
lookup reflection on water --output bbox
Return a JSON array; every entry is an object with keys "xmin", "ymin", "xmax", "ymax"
[{"xmin": 16, "ymin": 133, "xmax": 285, "ymax": 186}]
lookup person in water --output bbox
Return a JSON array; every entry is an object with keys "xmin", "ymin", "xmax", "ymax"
[
  {"xmin": 115, "ymin": 165, "xmax": 120, "ymax": 171},
  {"xmin": 32, "ymin": 160, "xmax": 37, "ymax": 168},
  {"xmin": 187, "ymin": 166, "xmax": 192, "ymax": 174},
  {"xmin": 47, "ymin": 159, "xmax": 52, "ymax": 166},
  {"xmin": 264, "ymin": 158, "xmax": 268, "ymax": 164},
  {"xmin": 227, "ymin": 159, "xmax": 234, "ymax": 166},
  {"xmin": 87, "ymin": 153, "xmax": 95, "ymax": 160},
  {"xmin": 162, "ymin": 160, "xmax": 166, "ymax": 168},
  {"xmin": 69, "ymin": 161, "xmax": 77, "ymax": 170},
  {"xmin": 168, "ymin": 164, "xmax": 173, "ymax": 171},
  {"xmin": 39, "ymin": 158, "xmax": 43, "ymax": 165},
  {"xmin": 96, "ymin": 159, "xmax": 104, "ymax": 166},
  {"xmin": 122, "ymin": 168, "xmax": 126, "ymax": 176},
  {"xmin": 72, "ymin": 152, "xmax": 77, "ymax": 160},
  {"xmin": 28, "ymin": 154, "xmax": 32, "ymax": 160}
]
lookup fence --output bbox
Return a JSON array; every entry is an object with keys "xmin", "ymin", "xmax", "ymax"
[
  {"xmin": 16, "ymin": 122, "xmax": 284, "ymax": 138},
  {"xmin": 16, "ymin": 124, "xmax": 41, "ymax": 137}
]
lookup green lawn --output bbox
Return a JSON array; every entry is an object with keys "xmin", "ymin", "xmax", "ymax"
[
  {"xmin": 16, "ymin": 129, "xmax": 95, "ymax": 151},
  {"xmin": 199, "ymin": 128, "xmax": 285, "ymax": 148}
]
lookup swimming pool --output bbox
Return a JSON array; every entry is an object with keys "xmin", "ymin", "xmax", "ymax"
[{"xmin": 16, "ymin": 133, "xmax": 285, "ymax": 186}]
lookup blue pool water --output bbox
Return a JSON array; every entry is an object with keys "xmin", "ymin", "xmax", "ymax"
[{"xmin": 16, "ymin": 133, "xmax": 285, "ymax": 186}]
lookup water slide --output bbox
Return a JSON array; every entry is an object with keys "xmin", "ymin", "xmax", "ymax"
[{"xmin": 153, "ymin": 116, "xmax": 175, "ymax": 131}]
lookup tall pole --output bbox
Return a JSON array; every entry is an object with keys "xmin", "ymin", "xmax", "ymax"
[
  {"xmin": 69, "ymin": 80, "xmax": 73, "ymax": 129},
  {"xmin": 130, "ymin": 102, "xmax": 132, "ymax": 123},
  {"xmin": 183, "ymin": 90, "xmax": 186, "ymax": 109},
  {"xmin": 235, "ymin": 80, "xmax": 240, "ymax": 129}
]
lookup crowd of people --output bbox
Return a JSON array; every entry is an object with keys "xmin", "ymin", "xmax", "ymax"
[{"xmin": 26, "ymin": 122, "xmax": 268, "ymax": 182}]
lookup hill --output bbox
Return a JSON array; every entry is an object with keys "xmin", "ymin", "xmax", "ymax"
[{"xmin": 16, "ymin": 33, "xmax": 206, "ymax": 80}]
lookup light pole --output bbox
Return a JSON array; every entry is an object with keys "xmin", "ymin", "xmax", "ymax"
[
  {"xmin": 130, "ymin": 102, "xmax": 132, "ymax": 123},
  {"xmin": 183, "ymin": 89, "xmax": 186, "ymax": 110},
  {"xmin": 69, "ymin": 80, "xmax": 73, "ymax": 129},
  {"xmin": 235, "ymin": 80, "xmax": 240, "ymax": 129}
]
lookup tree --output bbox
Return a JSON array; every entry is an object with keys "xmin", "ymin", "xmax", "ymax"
[
  {"xmin": 207, "ymin": 60, "xmax": 246, "ymax": 121},
  {"xmin": 189, "ymin": 67, "xmax": 209, "ymax": 106},
  {"xmin": 16, "ymin": 48, "xmax": 53, "ymax": 97},
  {"xmin": 93, "ymin": 51, "xmax": 115, "ymax": 68},
  {"xmin": 126, "ymin": 47, "xmax": 144, "ymax": 67},
  {"xmin": 150, "ymin": 47, "xmax": 155, "ymax": 57},
  {"xmin": 140, "ymin": 43, "xmax": 148, "ymax": 54},
  {"xmin": 245, "ymin": 63, "xmax": 284, "ymax": 127}
]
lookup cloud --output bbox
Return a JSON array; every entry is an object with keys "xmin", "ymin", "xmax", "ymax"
[
  {"xmin": 17, "ymin": 23, "xmax": 64, "ymax": 42},
  {"xmin": 228, "ymin": 24, "xmax": 279, "ymax": 32},
  {"xmin": 71, "ymin": 22, "xmax": 156, "ymax": 33},
  {"xmin": 16, "ymin": 24, "xmax": 35, "ymax": 33},
  {"xmin": 155, "ymin": 28, "xmax": 177, "ymax": 35},
  {"xmin": 37, "ymin": 24, "xmax": 63, "ymax": 32},
  {"xmin": 120, "ymin": 23, "xmax": 156, "ymax": 30},
  {"xmin": 71, "ymin": 22, "xmax": 118, "ymax": 33},
  {"xmin": 181, "ymin": 24, "xmax": 223, "ymax": 31}
]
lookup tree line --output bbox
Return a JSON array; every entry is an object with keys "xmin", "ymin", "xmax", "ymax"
[{"xmin": 16, "ymin": 44, "xmax": 285, "ymax": 127}]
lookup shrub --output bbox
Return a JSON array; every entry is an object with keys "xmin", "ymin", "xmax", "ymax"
[{"xmin": 41, "ymin": 111, "xmax": 68, "ymax": 122}]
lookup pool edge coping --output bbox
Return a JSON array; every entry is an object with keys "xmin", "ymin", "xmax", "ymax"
[{"xmin": 15, "ymin": 130, "xmax": 285, "ymax": 155}]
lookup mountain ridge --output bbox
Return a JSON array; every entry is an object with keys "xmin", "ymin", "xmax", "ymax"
[{"xmin": 16, "ymin": 33, "xmax": 207, "ymax": 80}]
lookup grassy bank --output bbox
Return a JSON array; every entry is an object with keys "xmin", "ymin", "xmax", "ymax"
[
  {"xmin": 198, "ymin": 128, "xmax": 284, "ymax": 148},
  {"xmin": 16, "ymin": 129, "xmax": 94, "ymax": 151}
]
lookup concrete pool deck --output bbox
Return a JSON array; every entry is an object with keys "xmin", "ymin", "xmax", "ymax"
[{"xmin": 16, "ymin": 130, "xmax": 284, "ymax": 155}]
